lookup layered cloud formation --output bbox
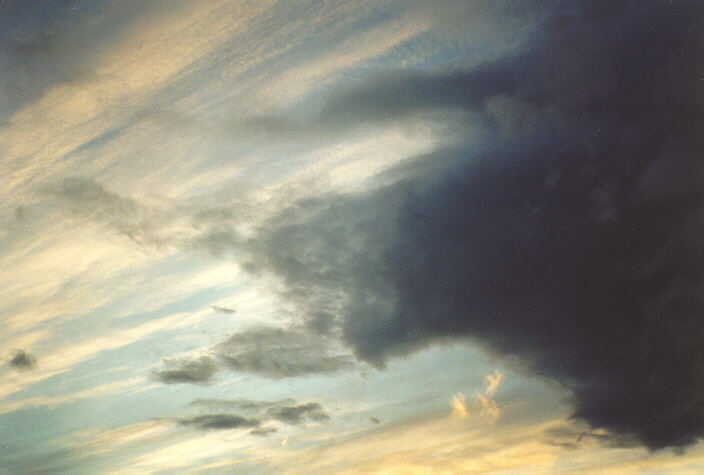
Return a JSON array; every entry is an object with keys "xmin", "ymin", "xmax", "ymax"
[{"xmin": 2, "ymin": 1, "xmax": 703, "ymax": 472}]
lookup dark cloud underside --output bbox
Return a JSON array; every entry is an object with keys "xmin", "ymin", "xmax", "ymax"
[
  {"xmin": 179, "ymin": 398, "xmax": 329, "ymax": 432},
  {"xmin": 266, "ymin": 402, "xmax": 329, "ymax": 425},
  {"xmin": 242, "ymin": 2, "xmax": 704, "ymax": 450},
  {"xmin": 177, "ymin": 414, "xmax": 260, "ymax": 430},
  {"xmin": 152, "ymin": 356, "xmax": 217, "ymax": 384},
  {"xmin": 211, "ymin": 305, "xmax": 236, "ymax": 314}
]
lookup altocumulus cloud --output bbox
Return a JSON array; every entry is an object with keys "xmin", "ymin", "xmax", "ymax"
[{"xmin": 236, "ymin": 2, "xmax": 704, "ymax": 450}]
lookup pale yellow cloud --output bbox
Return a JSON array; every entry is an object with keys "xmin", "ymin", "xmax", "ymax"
[
  {"xmin": 450, "ymin": 393, "xmax": 469, "ymax": 419},
  {"xmin": 477, "ymin": 393, "xmax": 501, "ymax": 424},
  {"xmin": 484, "ymin": 369, "xmax": 504, "ymax": 396}
]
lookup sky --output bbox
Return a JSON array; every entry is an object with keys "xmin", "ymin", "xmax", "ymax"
[{"xmin": 1, "ymin": 0, "xmax": 703, "ymax": 473}]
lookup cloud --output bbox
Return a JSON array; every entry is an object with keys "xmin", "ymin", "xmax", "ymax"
[
  {"xmin": 41, "ymin": 177, "xmax": 179, "ymax": 249},
  {"xmin": 215, "ymin": 326, "xmax": 355, "ymax": 379},
  {"xmin": 177, "ymin": 414, "xmax": 260, "ymax": 430},
  {"xmin": 190, "ymin": 398, "xmax": 330, "ymax": 426},
  {"xmin": 484, "ymin": 371, "xmax": 504, "ymax": 397},
  {"xmin": 266, "ymin": 402, "xmax": 330, "ymax": 426},
  {"xmin": 250, "ymin": 427, "xmax": 277, "ymax": 437},
  {"xmin": 178, "ymin": 398, "xmax": 329, "ymax": 435},
  {"xmin": 451, "ymin": 393, "xmax": 468, "ymax": 419},
  {"xmin": 450, "ymin": 373, "xmax": 503, "ymax": 423},
  {"xmin": 478, "ymin": 394, "xmax": 501, "ymax": 424},
  {"xmin": 210, "ymin": 305, "xmax": 235, "ymax": 314},
  {"xmin": 190, "ymin": 397, "xmax": 295, "ymax": 411},
  {"xmin": 153, "ymin": 325, "xmax": 355, "ymax": 384},
  {"xmin": 152, "ymin": 355, "xmax": 217, "ymax": 384},
  {"xmin": 9, "ymin": 349, "xmax": 37, "ymax": 371},
  {"xmin": 237, "ymin": 1, "xmax": 704, "ymax": 450},
  {"xmin": 0, "ymin": 0, "xmax": 91, "ymax": 121}
]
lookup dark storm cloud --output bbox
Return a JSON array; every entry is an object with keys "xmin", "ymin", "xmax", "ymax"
[
  {"xmin": 177, "ymin": 414, "xmax": 260, "ymax": 430},
  {"xmin": 215, "ymin": 326, "xmax": 355, "ymax": 379},
  {"xmin": 240, "ymin": 1, "xmax": 704, "ymax": 450},
  {"xmin": 8, "ymin": 349, "xmax": 37, "ymax": 371},
  {"xmin": 152, "ymin": 355, "xmax": 217, "ymax": 384}
]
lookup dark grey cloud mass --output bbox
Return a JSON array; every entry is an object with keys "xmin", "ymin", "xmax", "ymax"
[
  {"xmin": 9, "ymin": 349, "xmax": 37, "ymax": 371},
  {"xmin": 152, "ymin": 355, "xmax": 217, "ymax": 384},
  {"xmin": 240, "ymin": 2, "xmax": 704, "ymax": 450}
]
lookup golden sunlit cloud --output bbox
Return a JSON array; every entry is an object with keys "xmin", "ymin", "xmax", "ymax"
[
  {"xmin": 484, "ymin": 370, "xmax": 504, "ymax": 396},
  {"xmin": 450, "ymin": 392, "xmax": 469, "ymax": 419}
]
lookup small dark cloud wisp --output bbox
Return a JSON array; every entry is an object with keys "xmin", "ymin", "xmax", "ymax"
[
  {"xmin": 9, "ymin": 349, "xmax": 37, "ymax": 371},
  {"xmin": 152, "ymin": 356, "xmax": 217, "ymax": 384},
  {"xmin": 177, "ymin": 414, "xmax": 260, "ymax": 430},
  {"xmin": 211, "ymin": 305, "xmax": 235, "ymax": 314},
  {"xmin": 266, "ymin": 402, "xmax": 330, "ymax": 426},
  {"xmin": 177, "ymin": 398, "xmax": 330, "ymax": 434}
]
